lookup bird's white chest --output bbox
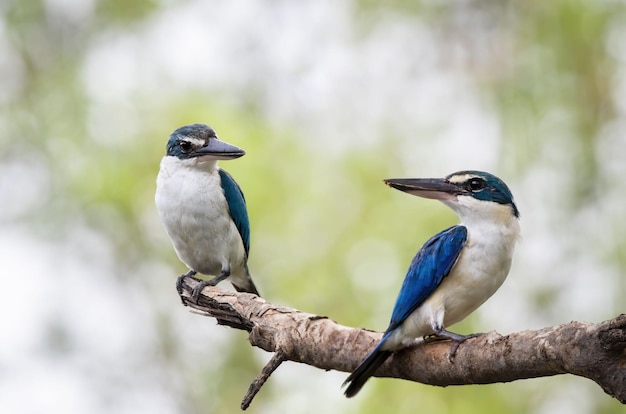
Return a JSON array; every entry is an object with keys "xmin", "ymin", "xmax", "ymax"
[
  {"xmin": 433, "ymin": 223, "xmax": 517, "ymax": 326},
  {"xmin": 155, "ymin": 157, "xmax": 244, "ymax": 274}
]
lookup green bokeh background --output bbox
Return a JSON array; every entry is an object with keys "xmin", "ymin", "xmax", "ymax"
[{"xmin": 1, "ymin": 0, "xmax": 625, "ymax": 413}]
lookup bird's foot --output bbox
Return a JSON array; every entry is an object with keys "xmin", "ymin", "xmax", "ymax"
[
  {"xmin": 190, "ymin": 272, "xmax": 229, "ymax": 301},
  {"xmin": 191, "ymin": 280, "xmax": 211, "ymax": 302},
  {"xmin": 427, "ymin": 328, "xmax": 482, "ymax": 361},
  {"xmin": 176, "ymin": 270, "xmax": 199, "ymax": 303}
]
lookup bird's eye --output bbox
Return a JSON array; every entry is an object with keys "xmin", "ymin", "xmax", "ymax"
[
  {"xmin": 179, "ymin": 140, "xmax": 192, "ymax": 153},
  {"xmin": 467, "ymin": 178, "xmax": 485, "ymax": 192}
]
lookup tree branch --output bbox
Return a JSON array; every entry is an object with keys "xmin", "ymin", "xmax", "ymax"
[{"xmin": 178, "ymin": 278, "xmax": 626, "ymax": 409}]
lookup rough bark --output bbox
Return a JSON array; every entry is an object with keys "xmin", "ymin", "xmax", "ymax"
[{"xmin": 178, "ymin": 278, "xmax": 626, "ymax": 408}]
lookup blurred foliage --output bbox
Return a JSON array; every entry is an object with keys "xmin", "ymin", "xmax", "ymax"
[{"xmin": 1, "ymin": 0, "xmax": 625, "ymax": 413}]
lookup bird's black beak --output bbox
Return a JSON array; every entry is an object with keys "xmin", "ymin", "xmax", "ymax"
[
  {"xmin": 191, "ymin": 139, "xmax": 246, "ymax": 160},
  {"xmin": 384, "ymin": 178, "xmax": 463, "ymax": 200}
]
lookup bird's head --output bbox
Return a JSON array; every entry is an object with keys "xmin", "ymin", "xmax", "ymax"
[
  {"xmin": 384, "ymin": 170, "xmax": 519, "ymax": 222},
  {"xmin": 165, "ymin": 123, "xmax": 245, "ymax": 162}
]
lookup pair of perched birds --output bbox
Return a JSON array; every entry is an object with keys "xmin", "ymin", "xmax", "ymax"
[{"xmin": 155, "ymin": 123, "xmax": 520, "ymax": 398}]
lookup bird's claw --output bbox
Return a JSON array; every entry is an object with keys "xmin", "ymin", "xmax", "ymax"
[
  {"xmin": 190, "ymin": 277, "xmax": 222, "ymax": 302},
  {"xmin": 447, "ymin": 333, "xmax": 481, "ymax": 361},
  {"xmin": 176, "ymin": 270, "xmax": 199, "ymax": 303},
  {"xmin": 425, "ymin": 329, "xmax": 482, "ymax": 361}
]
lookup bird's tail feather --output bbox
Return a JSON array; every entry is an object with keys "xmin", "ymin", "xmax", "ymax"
[
  {"xmin": 231, "ymin": 265, "xmax": 260, "ymax": 296},
  {"xmin": 232, "ymin": 277, "xmax": 260, "ymax": 296},
  {"xmin": 343, "ymin": 340, "xmax": 392, "ymax": 398}
]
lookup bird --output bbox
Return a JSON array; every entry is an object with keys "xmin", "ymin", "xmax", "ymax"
[
  {"xmin": 155, "ymin": 123, "xmax": 260, "ymax": 299},
  {"xmin": 343, "ymin": 170, "xmax": 520, "ymax": 398}
]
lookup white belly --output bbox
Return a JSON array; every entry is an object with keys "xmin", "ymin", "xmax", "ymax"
[
  {"xmin": 155, "ymin": 157, "xmax": 246, "ymax": 276},
  {"xmin": 422, "ymin": 244, "xmax": 511, "ymax": 328}
]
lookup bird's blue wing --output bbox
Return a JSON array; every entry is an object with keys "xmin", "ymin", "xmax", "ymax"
[
  {"xmin": 386, "ymin": 225, "xmax": 467, "ymax": 332},
  {"xmin": 218, "ymin": 169, "xmax": 250, "ymax": 255}
]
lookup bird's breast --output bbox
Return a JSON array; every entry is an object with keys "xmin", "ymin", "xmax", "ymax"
[
  {"xmin": 435, "ymin": 220, "xmax": 519, "ymax": 327},
  {"xmin": 155, "ymin": 159, "xmax": 246, "ymax": 274}
]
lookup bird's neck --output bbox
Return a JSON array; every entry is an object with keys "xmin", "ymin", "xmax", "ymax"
[
  {"xmin": 160, "ymin": 156, "xmax": 219, "ymax": 174},
  {"xmin": 443, "ymin": 198, "xmax": 520, "ymax": 247}
]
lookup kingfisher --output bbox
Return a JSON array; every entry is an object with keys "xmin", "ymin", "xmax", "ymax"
[
  {"xmin": 155, "ymin": 123, "xmax": 260, "ymax": 298},
  {"xmin": 343, "ymin": 170, "xmax": 520, "ymax": 398}
]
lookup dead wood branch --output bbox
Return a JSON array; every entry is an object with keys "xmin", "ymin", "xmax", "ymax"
[{"xmin": 178, "ymin": 278, "xmax": 626, "ymax": 409}]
